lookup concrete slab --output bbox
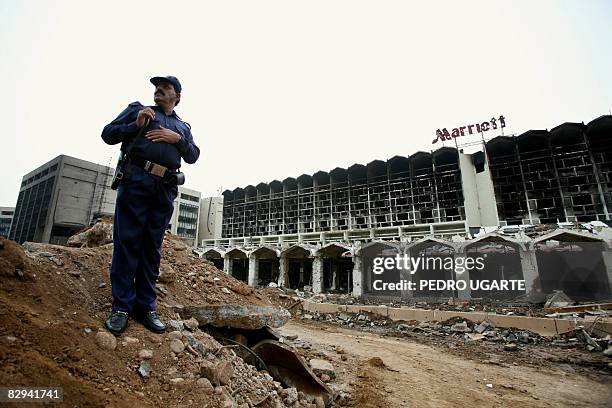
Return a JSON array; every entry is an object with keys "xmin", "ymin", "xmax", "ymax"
[
  {"xmin": 485, "ymin": 314, "xmax": 558, "ymax": 336},
  {"xmin": 387, "ymin": 307, "xmax": 435, "ymax": 321}
]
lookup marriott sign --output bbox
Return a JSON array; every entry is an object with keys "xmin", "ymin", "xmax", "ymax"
[{"xmin": 432, "ymin": 115, "xmax": 506, "ymax": 144}]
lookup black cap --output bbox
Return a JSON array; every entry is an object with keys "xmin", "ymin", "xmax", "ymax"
[{"xmin": 150, "ymin": 76, "xmax": 182, "ymax": 93}]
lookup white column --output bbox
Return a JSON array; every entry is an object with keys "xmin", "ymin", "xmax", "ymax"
[
  {"xmin": 520, "ymin": 248, "xmax": 540, "ymax": 299},
  {"xmin": 248, "ymin": 254, "xmax": 258, "ymax": 287},
  {"xmin": 352, "ymin": 254, "xmax": 363, "ymax": 298},
  {"xmin": 454, "ymin": 251, "xmax": 471, "ymax": 300},
  {"xmin": 331, "ymin": 261, "xmax": 338, "ymax": 290},
  {"xmin": 278, "ymin": 254, "xmax": 288, "ymax": 287},
  {"xmin": 312, "ymin": 255, "xmax": 324, "ymax": 294},
  {"xmin": 223, "ymin": 255, "xmax": 233, "ymax": 275}
]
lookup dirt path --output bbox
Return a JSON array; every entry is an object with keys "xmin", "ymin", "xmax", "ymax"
[{"xmin": 280, "ymin": 320, "xmax": 612, "ymax": 408}]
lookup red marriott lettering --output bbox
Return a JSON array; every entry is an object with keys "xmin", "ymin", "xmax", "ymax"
[{"xmin": 432, "ymin": 115, "xmax": 506, "ymax": 144}]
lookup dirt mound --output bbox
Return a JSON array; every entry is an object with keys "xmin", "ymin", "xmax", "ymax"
[
  {"xmin": 0, "ymin": 236, "xmax": 318, "ymax": 407},
  {"xmin": 366, "ymin": 357, "xmax": 387, "ymax": 368},
  {"xmin": 0, "ymin": 237, "xmax": 32, "ymax": 279}
]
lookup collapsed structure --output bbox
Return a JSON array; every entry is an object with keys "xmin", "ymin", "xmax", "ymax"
[{"xmin": 201, "ymin": 116, "xmax": 612, "ymax": 301}]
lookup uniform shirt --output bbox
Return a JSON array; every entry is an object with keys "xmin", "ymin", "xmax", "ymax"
[{"xmin": 102, "ymin": 102, "xmax": 200, "ymax": 169}]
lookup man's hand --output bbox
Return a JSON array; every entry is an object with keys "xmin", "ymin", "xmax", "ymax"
[
  {"xmin": 146, "ymin": 127, "xmax": 181, "ymax": 144},
  {"xmin": 136, "ymin": 108, "xmax": 155, "ymax": 128}
]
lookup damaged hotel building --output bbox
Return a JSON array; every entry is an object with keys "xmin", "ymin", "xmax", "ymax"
[{"xmin": 201, "ymin": 116, "xmax": 612, "ymax": 302}]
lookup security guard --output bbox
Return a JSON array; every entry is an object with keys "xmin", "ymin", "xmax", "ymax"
[{"xmin": 101, "ymin": 76, "xmax": 200, "ymax": 335}]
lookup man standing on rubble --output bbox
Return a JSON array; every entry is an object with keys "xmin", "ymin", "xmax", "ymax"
[{"xmin": 101, "ymin": 76, "xmax": 200, "ymax": 336}]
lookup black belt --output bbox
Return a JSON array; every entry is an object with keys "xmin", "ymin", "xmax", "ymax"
[{"xmin": 129, "ymin": 156, "xmax": 176, "ymax": 178}]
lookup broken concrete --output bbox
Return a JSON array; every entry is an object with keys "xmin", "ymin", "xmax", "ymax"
[
  {"xmin": 544, "ymin": 290, "xmax": 574, "ymax": 309},
  {"xmin": 66, "ymin": 220, "xmax": 113, "ymax": 247},
  {"xmin": 303, "ymin": 301, "xmax": 612, "ymax": 337},
  {"xmin": 184, "ymin": 304, "xmax": 291, "ymax": 330}
]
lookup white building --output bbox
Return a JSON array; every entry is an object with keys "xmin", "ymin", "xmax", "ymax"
[
  {"xmin": 168, "ymin": 186, "xmax": 202, "ymax": 246},
  {"xmin": 0, "ymin": 206, "xmax": 15, "ymax": 238},
  {"xmin": 198, "ymin": 196, "xmax": 223, "ymax": 243}
]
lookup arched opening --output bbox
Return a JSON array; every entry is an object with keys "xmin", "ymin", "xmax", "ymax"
[
  {"xmin": 252, "ymin": 246, "xmax": 280, "ymax": 287},
  {"xmin": 283, "ymin": 245, "xmax": 313, "ymax": 290},
  {"xmin": 226, "ymin": 248, "xmax": 248, "ymax": 283},
  {"xmin": 534, "ymin": 234, "xmax": 610, "ymax": 301},
  {"xmin": 202, "ymin": 249, "xmax": 224, "ymax": 270},
  {"xmin": 408, "ymin": 240, "xmax": 455, "ymax": 299},
  {"xmin": 359, "ymin": 242, "xmax": 401, "ymax": 300},
  {"xmin": 318, "ymin": 244, "xmax": 354, "ymax": 293},
  {"xmin": 465, "ymin": 238, "xmax": 523, "ymax": 300}
]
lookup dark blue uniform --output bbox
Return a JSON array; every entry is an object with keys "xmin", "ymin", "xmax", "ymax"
[{"xmin": 102, "ymin": 102, "xmax": 200, "ymax": 314}]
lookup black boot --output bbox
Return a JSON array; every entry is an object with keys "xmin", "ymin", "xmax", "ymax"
[
  {"xmin": 134, "ymin": 310, "xmax": 166, "ymax": 333},
  {"xmin": 104, "ymin": 311, "xmax": 129, "ymax": 336}
]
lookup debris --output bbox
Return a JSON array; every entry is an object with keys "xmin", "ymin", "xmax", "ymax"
[
  {"xmin": 367, "ymin": 357, "xmax": 387, "ymax": 368},
  {"xmin": 183, "ymin": 317, "xmax": 200, "ymax": 331},
  {"xmin": 122, "ymin": 336, "xmax": 139, "ymax": 345},
  {"xmin": 170, "ymin": 339, "xmax": 185, "ymax": 354},
  {"xmin": 157, "ymin": 263, "xmax": 177, "ymax": 283},
  {"xmin": 95, "ymin": 331, "xmax": 117, "ymax": 351},
  {"xmin": 474, "ymin": 322, "xmax": 491, "ymax": 334},
  {"xmin": 544, "ymin": 290, "xmax": 574, "ymax": 309},
  {"xmin": 309, "ymin": 359, "xmax": 335, "ymax": 378},
  {"xmin": 196, "ymin": 377, "xmax": 214, "ymax": 392},
  {"xmin": 138, "ymin": 360, "xmax": 151, "ymax": 378},
  {"xmin": 199, "ymin": 360, "xmax": 234, "ymax": 386},
  {"xmin": 504, "ymin": 343, "xmax": 518, "ymax": 351},
  {"xmin": 577, "ymin": 329, "xmax": 602, "ymax": 352},
  {"xmin": 138, "ymin": 349, "xmax": 153, "ymax": 359},
  {"xmin": 185, "ymin": 304, "xmax": 291, "ymax": 330},
  {"xmin": 465, "ymin": 333, "xmax": 485, "ymax": 341},
  {"xmin": 168, "ymin": 331, "xmax": 182, "ymax": 340},
  {"xmin": 67, "ymin": 221, "xmax": 113, "ymax": 247},
  {"xmin": 168, "ymin": 320, "xmax": 184, "ymax": 332},
  {"xmin": 450, "ymin": 321, "xmax": 471, "ymax": 333}
]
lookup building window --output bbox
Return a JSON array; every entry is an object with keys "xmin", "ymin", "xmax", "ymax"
[{"xmin": 180, "ymin": 193, "xmax": 200, "ymax": 203}]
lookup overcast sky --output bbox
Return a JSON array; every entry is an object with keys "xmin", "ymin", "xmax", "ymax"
[{"xmin": 1, "ymin": 0, "xmax": 611, "ymax": 206}]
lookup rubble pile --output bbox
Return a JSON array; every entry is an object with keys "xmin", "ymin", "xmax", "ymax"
[
  {"xmin": 299, "ymin": 310, "xmax": 612, "ymax": 361},
  {"xmin": 303, "ymin": 292, "xmax": 612, "ymax": 321},
  {"xmin": 0, "ymin": 231, "xmax": 325, "ymax": 407}
]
